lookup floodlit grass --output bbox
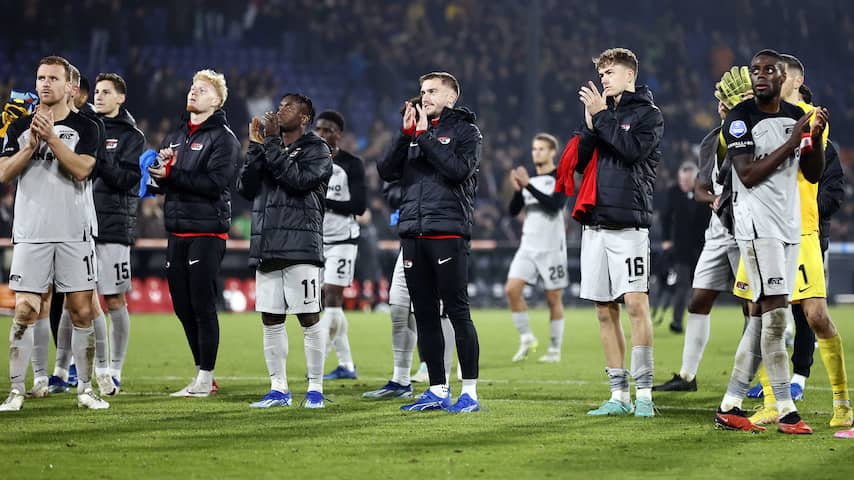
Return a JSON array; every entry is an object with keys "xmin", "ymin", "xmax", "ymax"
[{"xmin": 1, "ymin": 306, "xmax": 853, "ymax": 479}]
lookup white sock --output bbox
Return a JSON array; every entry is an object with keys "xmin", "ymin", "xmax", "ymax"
[
  {"xmin": 304, "ymin": 322, "xmax": 327, "ymax": 394},
  {"xmin": 720, "ymin": 393, "xmax": 743, "ymax": 412},
  {"xmin": 71, "ymin": 325, "xmax": 96, "ymax": 393},
  {"xmin": 390, "ymin": 306, "xmax": 416, "ymax": 386},
  {"xmin": 320, "ymin": 308, "xmax": 337, "ymax": 356},
  {"xmin": 680, "ymin": 313, "xmax": 710, "ymax": 382},
  {"xmin": 511, "ymin": 311, "xmax": 531, "ymax": 336},
  {"xmin": 791, "ymin": 373, "xmax": 806, "ymax": 389},
  {"xmin": 461, "ymin": 379, "xmax": 478, "ymax": 400},
  {"xmin": 194, "ymin": 369, "xmax": 213, "ymax": 391},
  {"xmin": 108, "ymin": 306, "xmax": 131, "ymax": 381},
  {"xmin": 441, "ymin": 315, "xmax": 454, "ymax": 384},
  {"xmin": 9, "ymin": 322, "xmax": 34, "ymax": 392},
  {"xmin": 93, "ymin": 313, "xmax": 109, "ymax": 373},
  {"xmin": 778, "ymin": 399, "xmax": 797, "ymax": 417},
  {"xmin": 263, "ymin": 323, "xmax": 288, "ymax": 393},
  {"xmin": 429, "ymin": 384, "xmax": 449, "ymax": 398},
  {"xmin": 53, "ymin": 310, "xmax": 73, "ymax": 376},
  {"xmin": 636, "ymin": 388, "xmax": 652, "ymax": 400},
  {"xmin": 762, "ymin": 308, "xmax": 794, "ymax": 403},
  {"xmin": 329, "ymin": 308, "xmax": 354, "ymax": 369},
  {"xmin": 549, "ymin": 318, "xmax": 564, "ymax": 351},
  {"xmin": 30, "ymin": 317, "xmax": 50, "ymax": 379}
]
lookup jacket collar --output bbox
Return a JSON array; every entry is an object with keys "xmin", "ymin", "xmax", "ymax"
[
  {"xmin": 179, "ymin": 109, "xmax": 229, "ymax": 133},
  {"xmin": 606, "ymin": 85, "xmax": 655, "ymax": 109}
]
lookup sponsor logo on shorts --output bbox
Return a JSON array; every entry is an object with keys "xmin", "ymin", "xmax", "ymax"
[
  {"xmin": 9, "ymin": 274, "xmax": 21, "ymax": 282},
  {"xmin": 798, "ymin": 286, "xmax": 812, "ymax": 293},
  {"xmin": 106, "ymin": 139, "xmax": 118, "ymax": 150},
  {"xmin": 191, "ymin": 143, "xmax": 204, "ymax": 151},
  {"xmin": 735, "ymin": 281, "xmax": 749, "ymax": 291},
  {"xmin": 620, "ymin": 123, "xmax": 631, "ymax": 131},
  {"xmin": 729, "ymin": 120, "xmax": 747, "ymax": 138},
  {"xmin": 403, "ymin": 259, "xmax": 413, "ymax": 269},
  {"xmin": 768, "ymin": 277, "xmax": 783, "ymax": 286},
  {"xmin": 438, "ymin": 136, "xmax": 451, "ymax": 144}
]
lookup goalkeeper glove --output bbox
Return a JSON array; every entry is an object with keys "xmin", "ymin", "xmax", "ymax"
[{"xmin": 714, "ymin": 66, "xmax": 752, "ymax": 109}]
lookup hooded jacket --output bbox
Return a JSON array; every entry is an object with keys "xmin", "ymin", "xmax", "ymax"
[
  {"xmin": 575, "ymin": 86, "xmax": 663, "ymax": 228},
  {"xmin": 237, "ymin": 131, "xmax": 333, "ymax": 268},
  {"xmin": 93, "ymin": 107, "xmax": 145, "ymax": 244},
  {"xmin": 158, "ymin": 109, "xmax": 240, "ymax": 234},
  {"xmin": 377, "ymin": 106, "xmax": 481, "ymax": 239}
]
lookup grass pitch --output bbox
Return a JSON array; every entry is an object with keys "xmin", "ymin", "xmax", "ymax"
[{"xmin": 1, "ymin": 306, "xmax": 853, "ymax": 479}]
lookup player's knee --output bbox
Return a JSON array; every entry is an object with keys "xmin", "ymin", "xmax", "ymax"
[
  {"xmin": 104, "ymin": 294, "xmax": 125, "ymax": 311},
  {"xmin": 261, "ymin": 312, "xmax": 286, "ymax": 326},
  {"xmin": 687, "ymin": 290, "xmax": 714, "ymax": 314},
  {"xmin": 66, "ymin": 301, "xmax": 93, "ymax": 327},
  {"xmin": 297, "ymin": 312, "xmax": 320, "ymax": 328},
  {"xmin": 505, "ymin": 281, "xmax": 521, "ymax": 300},
  {"xmin": 14, "ymin": 293, "xmax": 41, "ymax": 325}
]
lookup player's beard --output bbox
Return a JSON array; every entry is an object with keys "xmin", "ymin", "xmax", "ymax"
[{"xmin": 186, "ymin": 103, "xmax": 202, "ymax": 113}]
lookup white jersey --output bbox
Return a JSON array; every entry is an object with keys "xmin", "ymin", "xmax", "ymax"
[
  {"xmin": 703, "ymin": 158, "xmax": 732, "ymax": 245},
  {"xmin": 723, "ymin": 100, "xmax": 803, "ymax": 244},
  {"xmin": 323, "ymin": 150, "xmax": 364, "ymax": 244},
  {"xmin": 519, "ymin": 173, "xmax": 566, "ymax": 252},
  {"xmin": 2, "ymin": 112, "xmax": 100, "ymax": 243}
]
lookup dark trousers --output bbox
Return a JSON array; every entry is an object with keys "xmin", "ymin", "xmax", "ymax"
[
  {"xmin": 166, "ymin": 235, "xmax": 226, "ymax": 371},
  {"xmin": 49, "ymin": 290, "xmax": 65, "ymax": 345},
  {"xmin": 670, "ymin": 262, "xmax": 695, "ymax": 329},
  {"xmin": 401, "ymin": 237, "xmax": 479, "ymax": 385},
  {"xmin": 791, "ymin": 303, "xmax": 816, "ymax": 377}
]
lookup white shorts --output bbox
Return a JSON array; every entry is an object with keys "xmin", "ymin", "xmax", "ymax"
[
  {"xmin": 579, "ymin": 227, "xmax": 649, "ymax": 302},
  {"xmin": 388, "ymin": 250, "xmax": 410, "ymax": 307},
  {"xmin": 96, "ymin": 243, "xmax": 132, "ymax": 295},
  {"xmin": 322, "ymin": 243, "xmax": 358, "ymax": 287},
  {"xmin": 507, "ymin": 247, "xmax": 569, "ymax": 290},
  {"xmin": 691, "ymin": 241, "xmax": 740, "ymax": 291},
  {"xmin": 737, "ymin": 238, "xmax": 799, "ymax": 302},
  {"xmin": 256, "ymin": 264, "xmax": 322, "ymax": 315},
  {"xmin": 9, "ymin": 241, "xmax": 96, "ymax": 294}
]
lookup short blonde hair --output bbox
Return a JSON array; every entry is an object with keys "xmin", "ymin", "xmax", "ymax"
[
  {"xmin": 193, "ymin": 69, "xmax": 228, "ymax": 108},
  {"xmin": 533, "ymin": 132, "xmax": 559, "ymax": 151},
  {"xmin": 593, "ymin": 48, "xmax": 638, "ymax": 74}
]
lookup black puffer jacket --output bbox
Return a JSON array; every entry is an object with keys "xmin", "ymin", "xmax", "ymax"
[
  {"xmin": 237, "ymin": 131, "xmax": 332, "ymax": 268},
  {"xmin": 377, "ymin": 106, "xmax": 481, "ymax": 239},
  {"xmin": 94, "ymin": 108, "xmax": 145, "ymax": 245},
  {"xmin": 159, "ymin": 110, "xmax": 240, "ymax": 234},
  {"xmin": 576, "ymin": 86, "xmax": 663, "ymax": 228}
]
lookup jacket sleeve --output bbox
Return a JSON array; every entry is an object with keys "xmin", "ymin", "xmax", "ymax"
[
  {"xmin": 236, "ymin": 142, "xmax": 266, "ymax": 200},
  {"xmin": 524, "ymin": 185, "xmax": 567, "ymax": 213},
  {"xmin": 162, "ymin": 131, "xmax": 239, "ymax": 199},
  {"xmin": 818, "ymin": 141, "xmax": 845, "ymax": 221},
  {"xmin": 263, "ymin": 136, "xmax": 332, "ymax": 192},
  {"xmin": 97, "ymin": 130, "xmax": 144, "ymax": 191},
  {"xmin": 416, "ymin": 123, "xmax": 481, "ymax": 184},
  {"xmin": 575, "ymin": 127, "xmax": 597, "ymax": 174},
  {"xmin": 326, "ymin": 156, "xmax": 367, "ymax": 215},
  {"xmin": 382, "ymin": 181, "xmax": 402, "ymax": 210},
  {"xmin": 508, "ymin": 190, "xmax": 524, "ymax": 216},
  {"xmin": 377, "ymin": 133, "xmax": 410, "ymax": 181},
  {"xmin": 591, "ymin": 106, "xmax": 664, "ymax": 165}
]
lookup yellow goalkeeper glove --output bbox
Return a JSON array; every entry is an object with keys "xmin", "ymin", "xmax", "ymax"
[{"xmin": 714, "ymin": 66, "xmax": 752, "ymax": 109}]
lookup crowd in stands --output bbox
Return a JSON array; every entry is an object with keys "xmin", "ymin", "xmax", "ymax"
[{"xmin": 2, "ymin": 0, "xmax": 853, "ymax": 247}]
